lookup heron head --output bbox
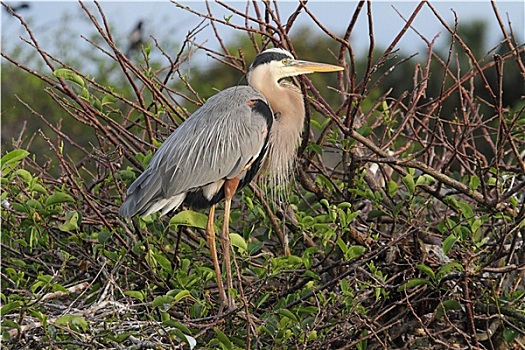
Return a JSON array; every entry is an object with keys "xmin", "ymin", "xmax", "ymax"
[{"xmin": 248, "ymin": 48, "xmax": 343, "ymax": 84}]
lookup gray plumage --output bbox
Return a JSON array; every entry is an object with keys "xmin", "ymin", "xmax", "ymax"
[{"xmin": 119, "ymin": 86, "xmax": 271, "ymax": 217}]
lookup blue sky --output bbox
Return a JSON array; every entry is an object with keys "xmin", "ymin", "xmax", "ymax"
[{"xmin": 2, "ymin": 1, "xmax": 524, "ymax": 69}]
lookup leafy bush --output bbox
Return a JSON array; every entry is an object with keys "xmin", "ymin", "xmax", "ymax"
[{"xmin": 2, "ymin": 2, "xmax": 524, "ymax": 349}]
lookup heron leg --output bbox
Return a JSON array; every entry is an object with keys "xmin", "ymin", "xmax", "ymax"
[
  {"xmin": 222, "ymin": 177, "xmax": 241, "ymax": 309},
  {"xmin": 206, "ymin": 204, "xmax": 227, "ymax": 308}
]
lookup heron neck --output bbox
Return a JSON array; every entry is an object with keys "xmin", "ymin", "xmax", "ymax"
[
  {"xmin": 249, "ymin": 76, "xmax": 306, "ymax": 187},
  {"xmin": 248, "ymin": 73, "xmax": 302, "ymax": 117}
]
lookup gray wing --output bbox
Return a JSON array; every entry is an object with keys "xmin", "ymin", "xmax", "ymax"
[{"xmin": 119, "ymin": 86, "xmax": 272, "ymax": 217}]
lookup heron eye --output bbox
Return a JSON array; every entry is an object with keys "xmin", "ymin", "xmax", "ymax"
[{"xmin": 281, "ymin": 59, "xmax": 289, "ymax": 65}]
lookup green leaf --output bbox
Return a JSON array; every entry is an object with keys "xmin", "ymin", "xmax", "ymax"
[
  {"xmin": 0, "ymin": 301, "xmax": 22, "ymax": 316},
  {"xmin": 124, "ymin": 290, "xmax": 144, "ymax": 301},
  {"xmin": 415, "ymin": 174, "xmax": 435, "ymax": 187},
  {"xmin": 278, "ymin": 308, "xmax": 298, "ymax": 322},
  {"xmin": 436, "ymin": 261, "xmax": 464, "ymax": 280},
  {"xmin": 346, "ymin": 245, "xmax": 366, "ymax": 260},
  {"xmin": 316, "ymin": 174, "xmax": 336, "ymax": 192},
  {"xmin": 29, "ymin": 310, "xmax": 47, "ymax": 325},
  {"xmin": 14, "ymin": 169, "xmax": 32, "ymax": 183},
  {"xmin": 1, "ymin": 149, "xmax": 29, "ymax": 173},
  {"xmin": 214, "ymin": 327, "xmax": 232, "ymax": 350},
  {"xmin": 442, "ymin": 234, "xmax": 457, "ymax": 255},
  {"xmin": 301, "ymin": 247, "xmax": 316, "ymax": 269},
  {"xmin": 2, "ymin": 319, "xmax": 19, "ymax": 330},
  {"xmin": 229, "ymin": 233, "xmax": 247, "ymax": 253},
  {"xmin": 310, "ymin": 119, "xmax": 321, "ymax": 130},
  {"xmin": 397, "ymin": 278, "xmax": 433, "ymax": 291},
  {"xmin": 337, "ymin": 202, "xmax": 352, "ymax": 209},
  {"xmin": 46, "ymin": 192, "xmax": 75, "ymax": 206},
  {"xmin": 101, "ymin": 94, "xmax": 118, "ymax": 106},
  {"xmin": 356, "ymin": 330, "xmax": 368, "ymax": 350},
  {"xmin": 435, "ymin": 299, "xmax": 462, "ymax": 319},
  {"xmin": 336, "ymin": 238, "xmax": 348, "ymax": 254},
  {"xmin": 300, "ymin": 215, "xmax": 315, "ymax": 227},
  {"xmin": 169, "ymin": 210, "xmax": 208, "ymax": 230},
  {"xmin": 367, "ymin": 209, "xmax": 387, "ymax": 219},
  {"xmin": 170, "ymin": 321, "xmax": 192, "ymax": 335},
  {"xmin": 340, "ymin": 279, "xmax": 350, "ymax": 294},
  {"xmin": 174, "ymin": 290, "xmax": 191, "ymax": 302},
  {"xmin": 51, "ymin": 283, "xmax": 68, "ymax": 293},
  {"xmin": 416, "ymin": 264, "xmax": 435, "ymax": 280},
  {"xmin": 54, "ymin": 314, "xmax": 72, "ymax": 326},
  {"xmin": 386, "ymin": 180, "xmax": 398, "ymax": 197},
  {"xmin": 26, "ymin": 199, "xmax": 43, "ymax": 210},
  {"xmin": 144, "ymin": 44, "xmax": 153, "ymax": 56},
  {"xmin": 381, "ymin": 100, "xmax": 390, "ymax": 115},
  {"xmin": 1, "ymin": 149, "xmax": 30, "ymax": 166},
  {"xmin": 357, "ymin": 124, "xmax": 372, "ymax": 137},
  {"xmin": 153, "ymin": 253, "xmax": 172, "ymax": 273},
  {"xmin": 152, "ymin": 295, "xmax": 174, "ymax": 308},
  {"xmin": 286, "ymin": 255, "xmax": 303, "ymax": 266},
  {"xmin": 59, "ymin": 211, "xmax": 79, "ymax": 232},
  {"xmin": 503, "ymin": 327, "xmax": 519, "ymax": 343},
  {"xmin": 308, "ymin": 143, "xmax": 323, "ymax": 156},
  {"xmin": 9, "ymin": 258, "xmax": 27, "ymax": 269},
  {"xmin": 457, "ymin": 201, "xmax": 474, "ymax": 219},
  {"xmin": 79, "ymin": 87, "xmax": 90, "ymax": 100},
  {"xmin": 307, "ymin": 330, "xmax": 318, "ymax": 341},
  {"xmin": 32, "ymin": 184, "xmax": 47, "ymax": 194},
  {"xmin": 402, "ymin": 173, "xmax": 415, "ymax": 195},
  {"xmin": 180, "ymin": 330, "xmax": 197, "ymax": 347},
  {"xmin": 71, "ymin": 315, "xmax": 89, "ymax": 332},
  {"xmin": 53, "ymin": 68, "xmax": 85, "ymax": 87},
  {"xmin": 469, "ymin": 175, "xmax": 481, "ymax": 190},
  {"xmin": 470, "ymin": 217, "xmax": 482, "ymax": 234},
  {"xmin": 345, "ymin": 210, "xmax": 360, "ymax": 224},
  {"xmin": 163, "ymin": 320, "xmax": 195, "ymax": 348},
  {"xmin": 91, "ymin": 95, "xmax": 102, "ymax": 111},
  {"xmin": 54, "ymin": 314, "xmax": 89, "ymax": 332},
  {"xmin": 97, "ymin": 230, "xmax": 111, "ymax": 244},
  {"xmin": 297, "ymin": 306, "xmax": 318, "ymax": 317}
]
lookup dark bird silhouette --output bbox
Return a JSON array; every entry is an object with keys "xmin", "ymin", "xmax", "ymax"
[
  {"xmin": 3, "ymin": 2, "xmax": 30, "ymax": 15},
  {"xmin": 126, "ymin": 20, "xmax": 144, "ymax": 56}
]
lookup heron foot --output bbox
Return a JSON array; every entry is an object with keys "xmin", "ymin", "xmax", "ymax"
[{"xmin": 218, "ymin": 294, "xmax": 237, "ymax": 314}]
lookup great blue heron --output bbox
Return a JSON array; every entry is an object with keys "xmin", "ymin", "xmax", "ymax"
[{"xmin": 120, "ymin": 48, "xmax": 343, "ymax": 310}]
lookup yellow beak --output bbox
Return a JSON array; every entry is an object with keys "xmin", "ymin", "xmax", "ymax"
[{"xmin": 292, "ymin": 60, "xmax": 344, "ymax": 74}]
